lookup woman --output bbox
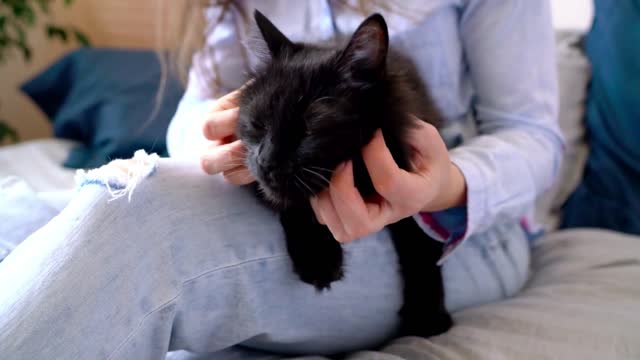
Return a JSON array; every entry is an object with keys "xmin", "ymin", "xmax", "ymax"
[{"xmin": 0, "ymin": 1, "xmax": 562, "ymax": 359}]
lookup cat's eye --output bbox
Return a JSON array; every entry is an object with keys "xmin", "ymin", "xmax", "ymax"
[
  {"xmin": 246, "ymin": 115, "xmax": 265, "ymax": 131},
  {"xmin": 245, "ymin": 117, "xmax": 269, "ymax": 141}
]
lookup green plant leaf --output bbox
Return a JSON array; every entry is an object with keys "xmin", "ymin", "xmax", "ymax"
[
  {"xmin": 10, "ymin": 21, "xmax": 32, "ymax": 61},
  {"xmin": 46, "ymin": 24, "xmax": 68, "ymax": 42},
  {"xmin": 0, "ymin": 0, "xmax": 90, "ymax": 66},
  {"xmin": 13, "ymin": 21, "xmax": 26, "ymax": 43},
  {"xmin": 73, "ymin": 29, "xmax": 89, "ymax": 46},
  {"xmin": 11, "ymin": 2, "xmax": 36, "ymax": 25},
  {"xmin": 0, "ymin": 43, "xmax": 6, "ymax": 64}
]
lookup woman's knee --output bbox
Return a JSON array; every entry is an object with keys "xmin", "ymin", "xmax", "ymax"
[{"xmin": 70, "ymin": 157, "xmax": 266, "ymax": 239}]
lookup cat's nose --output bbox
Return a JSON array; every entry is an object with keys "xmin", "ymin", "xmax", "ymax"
[
  {"xmin": 258, "ymin": 164, "xmax": 279, "ymax": 182},
  {"xmin": 256, "ymin": 151, "xmax": 274, "ymax": 170},
  {"xmin": 257, "ymin": 160, "xmax": 276, "ymax": 174}
]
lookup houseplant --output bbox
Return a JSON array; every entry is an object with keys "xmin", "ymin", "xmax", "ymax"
[{"xmin": 0, "ymin": 0, "xmax": 89, "ymax": 144}]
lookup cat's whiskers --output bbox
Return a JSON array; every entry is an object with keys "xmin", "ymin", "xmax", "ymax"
[
  {"xmin": 309, "ymin": 166, "xmax": 333, "ymax": 174},
  {"xmin": 301, "ymin": 167, "xmax": 331, "ymax": 186},
  {"xmin": 292, "ymin": 179, "xmax": 304, "ymax": 194},
  {"xmin": 294, "ymin": 174, "xmax": 315, "ymax": 196}
]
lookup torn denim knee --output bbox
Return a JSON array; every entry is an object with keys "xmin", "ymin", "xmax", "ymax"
[{"xmin": 75, "ymin": 150, "xmax": 160, "ymax": 202}]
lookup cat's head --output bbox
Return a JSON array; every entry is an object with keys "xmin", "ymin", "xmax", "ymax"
[{"xmin": 238, "ymin": 10, "xmax": 392, "ymax": 209}]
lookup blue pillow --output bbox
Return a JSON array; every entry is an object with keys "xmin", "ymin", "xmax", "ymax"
[
  {"xmin": 562, "ymin": 0, "xmax": 640, "ymax": 234},
  {"xmin": 21, "ymin": 48, "xmax": 185, "ymax": 169}
]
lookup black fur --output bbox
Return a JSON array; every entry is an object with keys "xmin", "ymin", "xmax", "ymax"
[{"xmin": 236, "ymin": 11, "xmax": 452, "ymax": 337}]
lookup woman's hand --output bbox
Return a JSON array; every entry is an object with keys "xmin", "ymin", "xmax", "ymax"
[
  {"xmin": 310, "ymin": 117, "xmax": 467, "ymax": 243},
  {"xmin": 199, "ymin": 90, "xmax": 255, "ymax": 185}
]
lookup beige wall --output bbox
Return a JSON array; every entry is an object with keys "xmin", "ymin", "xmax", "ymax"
[{"xmin": 0, "ymin": 0, "xmax": 176, "ymax": 141}]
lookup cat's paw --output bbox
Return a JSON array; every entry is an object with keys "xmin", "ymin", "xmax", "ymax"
[
  {"xmin": 281, "ymin": 208, "xmax": 345, "ymax": 291},
  {"xmin": 294, "ymin": 260, "xmax": 344, "ymax": 291},
  {"xmin": 291, "ymin": 239, "xmax": 344, "ymax": 291},
  {"xmin": 398, "ymin": 311, "xmax": 453, "ymax": 338}
]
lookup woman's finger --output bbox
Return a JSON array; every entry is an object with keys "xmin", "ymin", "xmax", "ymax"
[
  {"xmin": 211, "ymin": 89, "xmax": 241, "ymax": 112},
  {"xmin": 310, "ymin": 197, "xmax": 325, "ymax": 225},
  {"xmin": 362, "ymin": 130, "xmax": 410, "ymax": 202},
  {"xmin": 406, "ymin": 117, "xmax": 446, "ymax": 164},
  {"xmin": 364, "ymin": 199, "xmax": 395, "ymax": 228},
  {"xmin": 203, "ymin": 108, "xmax": 240, "ymax": 140},
  {"xmin": 314, "ymin": 190, "xmax": 348, "ymax": 242},
  {"xmin": 223, "ymin": 166, "xmax": 256, "ymax": 185},
  {"xmin": 328, "ymin": 161, "xmax": 375, "ymax": 241},
  {"xmin": 201, "ymin": 140, "xmax": 247, "ymax": 174}
]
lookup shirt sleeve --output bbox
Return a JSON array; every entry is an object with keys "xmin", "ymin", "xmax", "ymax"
[
  {"xmin": 166, "ymin": 4, "xmax": 249, "ymax": 159},
  {"xmin": 165, "ymin": 66, "xmax": 218, "ymax": 160},
  {"xmin": 415, "ymin": 0, "xmax": 564, "ymax": 262}
]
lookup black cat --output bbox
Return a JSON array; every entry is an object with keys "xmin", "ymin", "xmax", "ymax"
[{"xmin": 236, "ymin": 10, "xmax": 452, "ymax": 337}]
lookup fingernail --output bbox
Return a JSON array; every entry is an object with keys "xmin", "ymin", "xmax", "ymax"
[{"xmin": 373, "ymin": 129, "xmax": 385, "ymax": 144}]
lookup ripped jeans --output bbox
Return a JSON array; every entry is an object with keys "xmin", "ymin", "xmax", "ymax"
[{"xmin": 0, "ymin": 154, "xmax": 530, "ymax": 359}]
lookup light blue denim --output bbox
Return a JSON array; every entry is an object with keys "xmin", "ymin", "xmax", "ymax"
[{"xmin": 0, "ymin": 159, "xmax": 529, "ymax": 359}]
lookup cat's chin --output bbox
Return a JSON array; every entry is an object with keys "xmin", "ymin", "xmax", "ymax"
[{"xmin": 258, "ymin": 183, "xmax": 308, "ymax": 210}]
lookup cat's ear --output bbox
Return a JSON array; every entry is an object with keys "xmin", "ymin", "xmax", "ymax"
[
  {"xmin": 254, "ymin": 10, "xmax": 297, "ymax": 58},
  {"xmin": 338, "ymin": 13, "xmax": 389, "ymax": 81}
]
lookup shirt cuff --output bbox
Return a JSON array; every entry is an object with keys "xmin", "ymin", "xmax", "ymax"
[
  {"xmin": 414, "ymin": 148, "xmax": 489, "ymax": 264},
  {"xmin": 414, "ymin": 207, "xmax": 468, "ymax": 265}
]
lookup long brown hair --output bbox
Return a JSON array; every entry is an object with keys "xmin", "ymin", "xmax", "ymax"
[
  {"xmin": 158, "ymin": 0, "xmax": 251, "ymax": 98},
  {"xmin": 158, "ymin": 0, "xmax": 418, "ymax": 94},
  {"xmin": 157, "ymin": 1, "xmax": 207, "ymax": 84},
  {"xmin": 148, "ymin": 0, "xmax": 210, "ymax": 128}
]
